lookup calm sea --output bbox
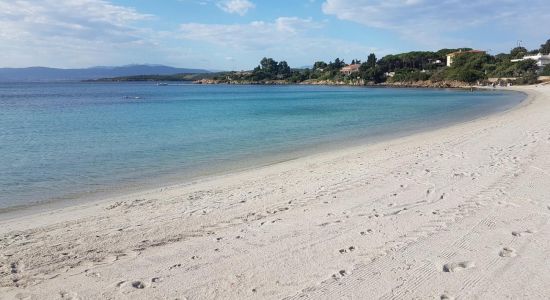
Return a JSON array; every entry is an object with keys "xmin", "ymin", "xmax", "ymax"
[{"xmin": 0, "ymin": 82, "xmax": 524, "ymax": 210}]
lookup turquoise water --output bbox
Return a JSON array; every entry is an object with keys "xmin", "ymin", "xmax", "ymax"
[{"xmin": 0, "ymin": 83, "xmax": 524, "ymax": 209}]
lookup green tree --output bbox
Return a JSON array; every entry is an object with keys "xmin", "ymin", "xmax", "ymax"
[
  {"xmin": 436, "ymin": 48, "xmax": 472, "ymax": 57},
  {"xmin": 277, "ymin": 61, "xmax": 291, "ymax": 78},
  {"xmin": 494, "ymin": 53, "xmax": 511, "ymax": 62},
  {"xmin": 388, "ymin": 69, "xmax": 430, "ymax": 82},
  {"xmin": 259, "ymin": 57, "xmax": 278, "ymax": 74},
  {"xmin": 451, "ymin": 69, "xmax": 485, "ymax": 83},
  {"xmin": 510, "ymin": 47, "xmax": 528, "ymax": 59},
  {"xmin": 313, "ymin": 61, "xmax": 327, "ymax": 71},
  {"xmin": 328, "ymin": 58, "xmax": 346, "ymax": 70},
  {"xmin": 541, "ymin": 64, "xmax": 550, "ymax": 76},
  {"xmin": 488, "ymin": 58, "xmax": 538, "ymax": 80},
  {"xmin": 377, "ymin": 55, "xmax": 402, "ymax": 73},
  {"xmin": 540, "ymin": 39, "xmax": 550, "ymax": 55},
  {"xmin": 366, "ymin": 53, "xmax": 377, "ymax": 69},
  {"xmin": 252, "ymin": 58, "xmax": 292, "ymax": 80},
  {"xmin": 442, "ymin": 52, "xmax": 490, "ymax": 83},
  {"xmin": 515, "ymin": 59, "xmax": 538, "ymax": 75},
  {"xmin": 359, "ymin": 63, "xmax": 384, "ymax": 83},
  {"xmin": 451, "ymin": 52, "xmax": 490, "ymax": 69}
]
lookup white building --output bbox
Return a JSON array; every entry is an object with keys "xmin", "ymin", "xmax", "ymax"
[{"xmin": 511, "ymin": 53, "xmax": 550, "ymax": 68}]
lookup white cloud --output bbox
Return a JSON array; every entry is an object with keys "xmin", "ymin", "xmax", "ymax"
[
  {"xmin": 321, "ymin": 0, "xmax": 550, "ymax": 47},
  {"xmin": 217, "ymin": 0, "xmax": 255, "ymax": 16},
  {"xmin": 180, "ymin": 17, "xmax": 322, "ymax": 49},
  {"xmin": 0, "ymin": 0, "xmax": 156, "ymax": 67},
  {"xmin": 0, "ymin": 0, "xmax": 152, "ymax": 42}
]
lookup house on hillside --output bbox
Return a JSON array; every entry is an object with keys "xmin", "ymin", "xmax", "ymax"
[
  {"xmin": 446, "ymin": 50, "xmax": 486, "ymax": 67},
  {"xmin": 428, "ymin": 59, "xmax": 443, "ymax": 66},
  {"xmin": 511, "ymin": 53, "xmax": 550, "ymax": 68},
  {"xmin": 340, "ymin": 64, "xmax": 361, "ymax": 75}
]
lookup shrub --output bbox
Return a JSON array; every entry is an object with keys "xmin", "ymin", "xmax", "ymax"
[{"xmin": 390, "ymin": 69, "xmax": 431, "ymax": 82}]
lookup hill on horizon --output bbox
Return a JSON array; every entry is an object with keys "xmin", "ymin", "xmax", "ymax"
[{"xmin": 0, "ymin": 65, "xmax": 210, "ymax": 82}]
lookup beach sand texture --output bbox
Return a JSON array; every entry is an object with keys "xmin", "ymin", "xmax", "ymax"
[{"xmin": 1, "ymin": 85, "xmax": 550, "ymax": 299}]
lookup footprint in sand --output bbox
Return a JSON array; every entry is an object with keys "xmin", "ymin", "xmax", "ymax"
[
  {"xmin": 442, "ymin": 261, "xmax": 475, "ymax": 272},
  {"xmin": 131, "ymin": 281, "xmax": 146, "ymax": 289},
  {"xmin": 116, "ymin": 281, "xmax": 126, "ymax": 288},
  {"xmin": 512, "ymin": 230, "xmax": 534, "ymax": 237},
  {"xmin": 14, "ymin": 293, "xmax": 33, "ymax": 300},
  {"xmin": 440, "ymin": 294, "xmax": 455, "ymax": 300},
  {"xmin": 10, "ymin": 262, "xmax": 20, "ymax": 274},
  {"xmin": 332, "ymin": 269, "xmax": 348, "ymax": 279},
  {"xmin": 151, "ymin": 277, "xmax": 162, "ymax": 283},
  {"xmin": 60, "ymin": 291, "xmax": 79, "ymax": 299},
  {"xmin": 499, "ymin": 247, "xmax": 517, "ymax": 257},
  {"xmin": 360, "ymin": 229, "xmax": 373, "ymax": 235},
  {"xmin": 339, "ymin": 246, "xmax": 355, "ymax": 254}
]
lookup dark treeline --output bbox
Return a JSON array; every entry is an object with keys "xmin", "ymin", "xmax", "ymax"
[{"xmin": 216, "ymin": 39, "xmax": 550, "ymax": 85}]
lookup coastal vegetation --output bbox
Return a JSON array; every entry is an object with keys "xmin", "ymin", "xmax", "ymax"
[
  {"xmin": 100, "ymin": 38, "xmax": 550, "ymax": 86},
  {"xmin": 205, "ymin": 38, "xmax": 549, "ymax": 86}
]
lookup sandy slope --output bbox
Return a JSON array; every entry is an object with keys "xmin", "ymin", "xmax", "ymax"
[{"xmin": 1, "ymin": 85, "xmax": 550, "ymax": 300}]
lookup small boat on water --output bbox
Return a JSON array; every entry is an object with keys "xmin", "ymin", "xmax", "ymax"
[{"xmin": 157, "ymin": 83, "xmax": 168, "ymax": 86}]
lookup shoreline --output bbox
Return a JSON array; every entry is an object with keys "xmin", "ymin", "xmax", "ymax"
[
  {"xmin": 2, "ymin": 85, "xmax": 549, "ymax": 299},
  {"xmin": 193, "ymin": 78, "xmax": 477, "ymax": 89},
  {"xmin": 0, "ymin": 87, "xmax": 525, "ymax": 220},
  {"xmin": 90, "ymin": 77, "xmax": 485, "ymax": 89}
]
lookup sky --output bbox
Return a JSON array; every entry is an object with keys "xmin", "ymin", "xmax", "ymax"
[{"xmin": 0, "ymin": 0, "xmax": 549, "ymax": 70}]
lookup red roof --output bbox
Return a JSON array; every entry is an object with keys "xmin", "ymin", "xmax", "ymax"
[{"xmin": 341, "ymin": 64, "xmax": 361, "ymax": 71}]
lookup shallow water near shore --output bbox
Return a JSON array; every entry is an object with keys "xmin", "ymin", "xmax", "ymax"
[{"xmin": 0, "ymin": 82, "xmax": 524, "ymax": 210}]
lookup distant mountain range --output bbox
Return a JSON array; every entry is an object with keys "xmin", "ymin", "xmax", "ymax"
[{"xmin": 0, "ymin": 65, "xmax": 210, "ymax": 82}]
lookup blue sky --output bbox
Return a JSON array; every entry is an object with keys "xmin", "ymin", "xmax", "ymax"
[{"xmin": 0, "ymin": 0, "xmax": 549, "ymax": 69}]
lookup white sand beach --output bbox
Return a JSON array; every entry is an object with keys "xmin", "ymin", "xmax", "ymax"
[{"xmin": 2, "ymin": 85, "xmax": 550, "ymax": 299}]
